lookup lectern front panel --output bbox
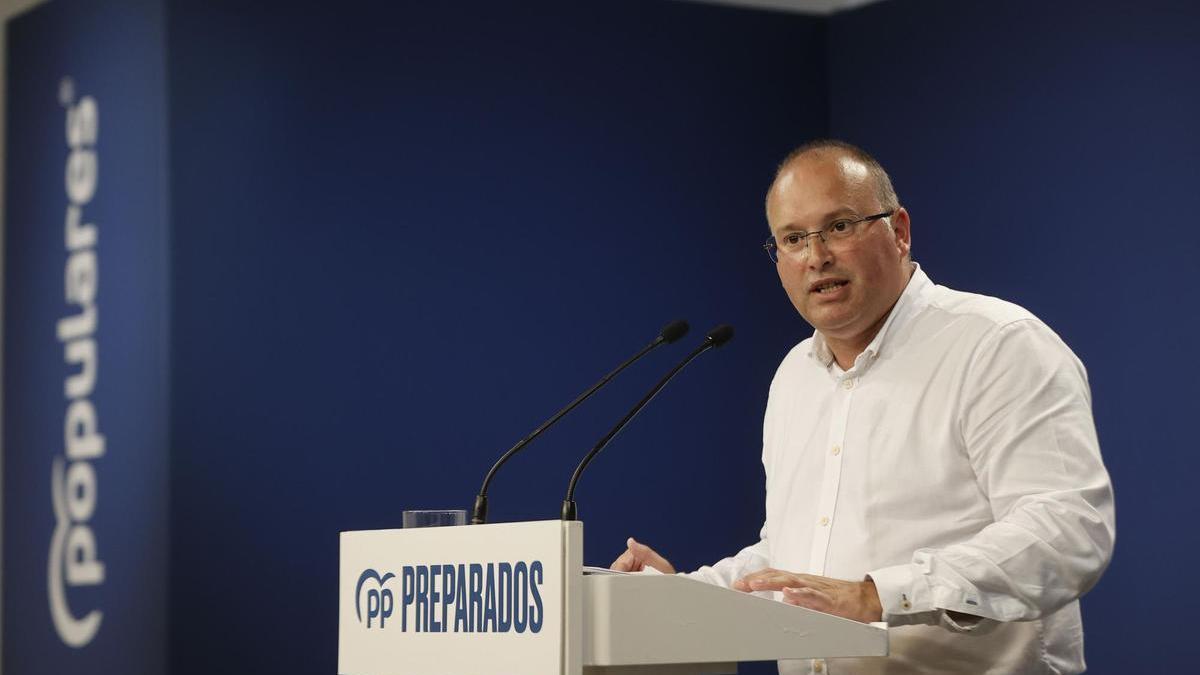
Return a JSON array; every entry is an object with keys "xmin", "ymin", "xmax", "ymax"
[{"xmin": 338, "ymin": 520, "xmax": 580, "ymax": 675}]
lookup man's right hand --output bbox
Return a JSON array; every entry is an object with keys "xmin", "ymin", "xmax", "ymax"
[{"xmin": 610, "ymin": 537, "xmax": 676, "ymax": 574}]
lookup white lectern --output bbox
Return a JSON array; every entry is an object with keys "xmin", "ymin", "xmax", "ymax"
[{"xmin": 338, "ymin": 520, "xmax": 887, "ymax": 675}]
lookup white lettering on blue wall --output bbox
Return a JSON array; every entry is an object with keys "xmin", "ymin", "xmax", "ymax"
[{"xmin": 48, "ymin": 80, "xmax": 105, "ymax": 648}]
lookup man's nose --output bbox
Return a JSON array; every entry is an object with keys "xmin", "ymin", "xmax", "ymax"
[{"xmin": 805, "ymin": 234, "xmax": 834, "ymax": 269}]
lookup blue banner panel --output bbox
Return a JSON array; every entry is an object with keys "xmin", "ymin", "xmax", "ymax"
[{"xmin": 3, "ymin": 0, "xmax": 168, "ymax": 673}]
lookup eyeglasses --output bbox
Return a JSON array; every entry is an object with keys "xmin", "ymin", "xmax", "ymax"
[{"xmin": 762, "ymin": 211, "xmax": 894, "ymax": 264}]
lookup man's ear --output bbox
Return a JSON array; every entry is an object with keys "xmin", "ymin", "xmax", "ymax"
[{"xmin": 891, "ymin": 207, "xmax": 912, "ymax": 258}]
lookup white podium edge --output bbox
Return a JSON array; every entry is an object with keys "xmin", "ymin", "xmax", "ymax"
[{"xmin": 562, "ymin": 520, "xmax": 584, "ymax": 675}]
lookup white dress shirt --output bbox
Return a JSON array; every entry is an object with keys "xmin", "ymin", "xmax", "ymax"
[{"xmin": 689, "ymin": 266, "xmax": 1115, "ymax": 675}]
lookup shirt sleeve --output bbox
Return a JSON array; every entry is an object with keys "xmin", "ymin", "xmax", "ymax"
[
  {"xmin": 686, "ymin": 523, "xmax": 771, "ymax": 589},
  {"xmin": 868, "ymin": 319, "xmax": 1116, "ymax": 630}
]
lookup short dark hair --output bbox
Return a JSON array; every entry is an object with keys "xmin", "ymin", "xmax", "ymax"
[{"xmin": 771, "ymin": 139, "xmax": 899, "ymax": 211}]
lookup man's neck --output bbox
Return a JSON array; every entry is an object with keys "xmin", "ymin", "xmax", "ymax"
[
  {"xmin": 823, "ymin": 263, "xmax": 915, "ymax": 370},
  {"xmin": 825, "ymin": 314, "xmax": 889, "ymax": 371}
]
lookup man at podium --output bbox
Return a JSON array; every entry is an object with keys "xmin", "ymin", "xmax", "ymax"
[{"xmin": 612, "ymin": 140, "xmax": 1115, "ymax": 675}]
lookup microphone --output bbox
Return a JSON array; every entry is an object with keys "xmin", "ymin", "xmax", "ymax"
[
  {"xmin": 470, "ymin": 319, "xmax": 689, "ymax": 524},
  {"xmin": 561, "ymin": 324, "xmax": 734, "ymax": 521}
]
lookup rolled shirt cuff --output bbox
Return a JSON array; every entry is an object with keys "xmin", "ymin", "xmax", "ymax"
[
  {"xmin": 866, "ymin": 563, "xmax": 933, "ymax": 626},
  {"xmin": 867, "ymin": 562, "xmax": 991, "ymax": 633}
]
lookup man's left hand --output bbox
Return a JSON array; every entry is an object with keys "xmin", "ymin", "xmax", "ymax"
[{"xmin": 733, "ymin": 569, "xmax": 883, "ymax": 623}]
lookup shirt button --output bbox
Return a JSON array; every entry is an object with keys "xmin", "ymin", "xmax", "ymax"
[
  {"xmin": 902, "ymin": 600, "xmax": 912, "ymax": 610},
  {"xmin": 842, "ymin": 378, "xmax": 855, "ymax": 390},
  {"xmin": 819, "ymin": 516, "xmax": 829, "ymax": 526},
  {"xmin": 831, "ymin": 445, "xmax": 841, "ymax": 456},
  {"xmin": 814, "ymin": 661, "xmax": 824, "ymax": 673}
]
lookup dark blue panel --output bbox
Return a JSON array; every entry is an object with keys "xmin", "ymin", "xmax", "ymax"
[
  {"xmin": 829, "ymin": 1, "xmax": 1200, "ymax": 671},
  {"xmin": 165, "ymin": 0, "xmax": 824, "ymax": 672},
  {"xmin": 3, "ymin": 0, "xmax": 169, "ymax": 673}
]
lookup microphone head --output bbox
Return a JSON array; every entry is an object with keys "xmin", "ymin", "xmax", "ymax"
[
  {"xmin": 705, "ymin": 324, "xmax": 735, "ymax": 348},
  {"xmin": 659, "ymin": 320, "xmax": 690, "ymax": 344}
]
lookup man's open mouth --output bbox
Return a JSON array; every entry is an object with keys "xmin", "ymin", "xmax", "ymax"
[{"xmin": 810, "ymin": 280, "xmax": 849, "ymax": 294}]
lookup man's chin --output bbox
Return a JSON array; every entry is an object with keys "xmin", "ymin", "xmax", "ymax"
[
  {"xmin": 805, "ymin": 304, "xmax": 851, "ymax": 326},
  {"xmin": 808, "ymin": 312, "xmax": 862, "ymax": 339},
  {"xmin": 796, "ymin": 301, "xmax": 857, "ymax": 334}
]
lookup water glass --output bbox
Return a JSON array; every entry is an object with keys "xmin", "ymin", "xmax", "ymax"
[{"xmin": 402, "ymin": 509, "xmax": 467, "ymax": 528}]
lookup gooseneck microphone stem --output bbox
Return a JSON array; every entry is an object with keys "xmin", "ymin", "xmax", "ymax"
[
  {"xmin": 562, "ymin": 324, "xmax": 734, "ymax": 521},
  {"xmin": 472, "ymin": 341, "xmax": 656, "ymax": 523},
  {"xmin": 471, "ymin": 320, "xmax": 689, "ymax": 524}
]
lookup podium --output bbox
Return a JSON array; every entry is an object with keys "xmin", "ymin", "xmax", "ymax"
[{"xmin": 338, "ymin": 520, "xmax": 887, "ymax": 675}]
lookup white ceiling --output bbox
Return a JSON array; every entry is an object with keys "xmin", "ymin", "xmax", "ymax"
[{"xmin": 682, "ymin": 0, "xmax": 889, "ymax": 15}]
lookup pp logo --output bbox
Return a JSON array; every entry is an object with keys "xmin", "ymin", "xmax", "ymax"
[{"xmin": 355, "ymin": 569, "xmax": 395, "ymax": 628}]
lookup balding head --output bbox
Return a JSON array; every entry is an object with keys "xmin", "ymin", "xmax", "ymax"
[{"xmin": 767, "ymin": 139, "xmax": 899, "ymax": 214}]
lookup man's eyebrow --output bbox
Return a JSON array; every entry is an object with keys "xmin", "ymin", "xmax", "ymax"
[
  {"xmin": 776, "ymin": 207, "xmax": 859, "ymax": 231},
  {"xmin": 821, "ymin": 207, "xmax": 860, "ymax": 221}
]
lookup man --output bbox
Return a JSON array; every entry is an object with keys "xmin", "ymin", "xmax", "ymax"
[{"xmin": 611, "ymin": 140, "xmax": 1115, "ymax": 674}]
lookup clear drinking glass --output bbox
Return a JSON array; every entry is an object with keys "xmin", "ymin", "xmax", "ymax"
[{"xmin": 402, "ymin": 509, "xmax": 467, "ymax": 528}]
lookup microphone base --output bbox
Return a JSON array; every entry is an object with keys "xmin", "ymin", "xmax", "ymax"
[
  {"xmin": 470, "ymin": 494, "xmax": 488, "ymax": 525},
  {"xmin": 561, "ymin": 500, "xmax": 578, "ymax": 521}
]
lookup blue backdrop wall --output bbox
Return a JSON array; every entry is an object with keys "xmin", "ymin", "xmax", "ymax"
[
  {"xmin": 827, "ymin": 0, "xmax": 1200, "ymax": 671},
  {"xmin": 164, "ymin": 1, "xmax": 824, "ymax": 673},
  {"xmin": 5, "ymin": 0, "xmax": 1198, "ymax": 674}
]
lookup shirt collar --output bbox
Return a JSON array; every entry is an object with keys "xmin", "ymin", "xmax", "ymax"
[{"xmin": 809, "ymin": 263, "xmax": 933, "ymax": 370}]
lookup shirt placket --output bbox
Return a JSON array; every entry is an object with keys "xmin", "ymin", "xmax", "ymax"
[
  {"xmin": 807, "ymin": 372, "xmax": 856, "ymax": 675},
  {"xmin": 807, "ymin": 373, "xmax": 855, "ymax": 575}
]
